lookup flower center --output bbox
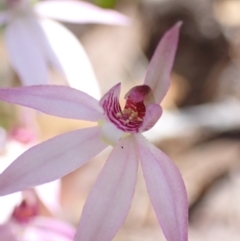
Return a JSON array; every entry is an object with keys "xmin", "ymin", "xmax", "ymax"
[
  {"xmin": 100, "ymin": 84, "xmax": 153, "ymax": 133},
  {"xmin": 99, "ymin": 83, "xmax": 160, "ymax": 145},
  {"xmin": 117, "ymin": 97, "xmax": 146, "ymax": 124},
  {"xmin": 12, "ymin": 200, "xmax": 38, "ymax": 223}
]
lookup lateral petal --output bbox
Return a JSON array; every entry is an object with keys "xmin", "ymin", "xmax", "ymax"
[
  {"xmin": 144, "ymin": 22, "xmax": 182, "ymax": 104},
  {"xmin": 0, "ymin": 85, "xmax": 103, "ymax": 121},
  {"xmin": 75, "ymin": 135, "xmax": 138, "ymax": 241},
  {"xmin": 139, "ymin": 104, "xmax": 162, "ymax": 132},
  {"xmin": 136, "ymin": 134, "xmax": 188, "ymax": 241},
  {"xmin": 35, "ymin": 0, "xmax": 129, "ymax": 25},
  {"xmin": 0, "ymin": 127, "xmax": 107, "ymax": 196},
  {"xmin": 4, "ymin": 17, "xmax": 49, "ymax": 85},
  {"xmin": 39, "ymin": 19, "xmax": 101, "ymax": 99}
]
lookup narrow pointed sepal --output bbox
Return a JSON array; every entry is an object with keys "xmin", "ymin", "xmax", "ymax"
[
  {"xmin": 136, "ymin": 134, "xmax": 188, "ymax": 241},
  {"xmin": 75, "ymin": 135, "xmax": 138, "ymax": 241},
  {"xmin": 144, "ymin": 22, "xmax": 182, "ymax": 104},
  {"xmin": 0, "ymin": 127, "xmax": 107, "ymax": 196},
  {"xmin": 0, "ymin": 85, "xmax": 103, "ymax": 121}
]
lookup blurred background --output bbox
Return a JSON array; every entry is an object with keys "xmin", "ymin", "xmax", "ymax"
[{"xmin": 1, "ymin": 0, "xmax": 240, "ymax": 240}]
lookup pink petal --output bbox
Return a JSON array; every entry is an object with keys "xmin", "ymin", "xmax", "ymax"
[
  {"xmin": 0, "ymin": 224, "xmax": 18, "ymax": 241},
  {"xmin": 0, "ymin": 85, "xmax": 103, "ymax": 121},
  {"xmin": 0, "ymin": 127, "xmax": 107, "ymax": 196},
  {"xmin": 136, "ymin": 134, "xmax": 188, "ymax": 241},
  {"xmin": 32, "ymin": 217, "xmax": 75, "ymax": 240},
  {"xmin": 4, "ymin": 17, "xmax": 49, "ymax": 85},
  {"xmin": 35, "ymin": 0, "xmax": 129, "ymax": 25},
  {"xmin": 21, "ymin": 217, "xmax": 75, "ymax": 241},
  {"xmin": 39, "ymin": 19, "xmax": 101, "ymax": 99},
  {"xmin": 144, "ymin": 22, "xmax": 182, "ymax": 104},
  {"xmin": 75, "ymin": 135, "xmax": 138, "ymax": 241},
  {"xmin": 139, "ymin": 104, "xmax": 162, "ymax": 132}
]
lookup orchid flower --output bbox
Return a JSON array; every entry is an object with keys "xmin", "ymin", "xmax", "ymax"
[
  {"xmin": 0, "ymin": 138, "xmax": 61, "ymax": 224},
  {"xmin": 0, "ymin": 192, "xmax": 75, "ymax": 241},
  {"xmin": 0, "ymin": 22, "xmax": 188, "ymax": 241},
  {"xmin": 0, "ymin": 0, "xmax": 128, "ymax": 98}
]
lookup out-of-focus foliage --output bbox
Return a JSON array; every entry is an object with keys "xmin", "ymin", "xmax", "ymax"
[{"xmin": 93, "ymin": 0, "xmax": 117, "ymax": 8}]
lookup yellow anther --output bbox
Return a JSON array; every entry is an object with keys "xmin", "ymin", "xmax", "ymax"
[
  {"xmin": 123, "ymin": 108, "xmax": 131, "ymax": 114},
  {"xmin": 132, "ymin": 112, "xmax": 138, "ymax": 117},
  {"xmin": 116, "ymin": 112, "xmax": 122, "ymax": 117}
]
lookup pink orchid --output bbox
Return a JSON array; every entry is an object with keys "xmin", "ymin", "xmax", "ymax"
[
  {"xmin": 0, "ymin": 139, "xmax": 61, "ymax": 224},
  {"xmin": 0, "ymin": 217, "xmax": 75, "ymax": 241},
  {"xmin": 0, "ymin": 22, "xmax": 188, "ymax": 241},
  {"xmin": 0, "ymin": 192, "xmax": 75, "ymax": 241},
  {"xmin": 0, "ymin": 216, "xmax": 75, "ymax": 241},
  {"xmin": 0, "ymin": 0, "xmax": 128, "ymax": 98}
]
